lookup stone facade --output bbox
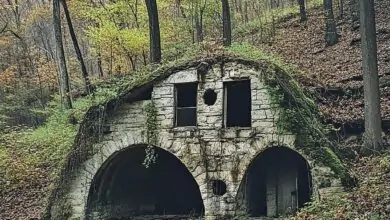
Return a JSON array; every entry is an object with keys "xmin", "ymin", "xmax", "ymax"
[{"xmin": 62, "ymin": 62, "xmax": 342, "ymax": 219}]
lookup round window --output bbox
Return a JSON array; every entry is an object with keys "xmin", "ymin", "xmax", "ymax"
[
  {"xmin": 211, "ymin": 179, "xmax": 227, "ymax": 196},
  {"xmin": 203, "ymin": 89, "xmax": 217, "ymax": 106}
]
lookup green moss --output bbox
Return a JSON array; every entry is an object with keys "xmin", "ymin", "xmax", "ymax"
[
  {"xmin": 143, "ymin": 102, "xmax": 158, "ymax": 168},
  {"xmin": 257, "ymin": 62, "xmax": 353, "ymax": 187},
  {"xmin": 224, "ymin": 42, "xmax": 355, "ymax": 187},
  {"xmin": 230, "ymin": 154, "xmax": 240, "ymax": 183}
]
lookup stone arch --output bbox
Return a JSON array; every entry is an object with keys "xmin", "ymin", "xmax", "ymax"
[
  {"xmin": 236, "ymin": 146, "xmax": 312, "ymax": 218},
  {"xmin": 85, "ymin": 144, "xmax": 205, "ymax": 219}
]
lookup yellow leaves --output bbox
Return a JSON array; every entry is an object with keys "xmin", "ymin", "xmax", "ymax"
[
  {"xmin": 35, "ymin": 60, "xmax": 58, "ymax": 87},
  {"xmin": 87, "ymin": 21, "xmax": 120, "ymax": 45},
  {"xmin": 68, "ymin": 0, "xmax": 91, "ymax": 18},
  {"xmin": 0, "ymin": 56, "xmax": 57, "ymax": 90},
  {"xmin": 0, "ymin": 36, "xmax": 12, "ymax": 46},
  {"xmin": 120, "ymin": 28, "xmax": 149, "ymax": 53},
  {"xmin": 0, "ymin": 65, "xmax": 17, "ymax": 86},
  {"xmin": 86, "ymin": 20, "xmax": 148, "ymax": 73}
]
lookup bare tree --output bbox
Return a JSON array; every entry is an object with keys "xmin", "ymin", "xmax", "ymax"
[
  {"xmin": 360, "ymin": 0, "xmax": 382, "ymax": 151},
  {"xmin": 53, "ymin": 0, "xmax": 72, "ymax": 109},
  {"xmin": 351, "ymin": 0, "xmax": 359, "ymax": 29},
  {"xmin": 222, "ymin": 0, "xmax": 231, "ymax": 46},
  {"xmin": 298, "ymin": 0, "xmax": 307, "ymax": 22},
  {"xmin": 61, "ymin": 0, "xmax": 91, "ymax": 94},
  {"xmin": 194, "ymin": 0, "xmax": 207, "ymax": 43},
  {"xmin": 145, "ymin": 0, "xmax": 161, "ymax": 64},
  {"xmin": 339, "ymin": 0, "xmax": 344, "ymax": 19},
  {"xmin": 324, "ymin": 0, "xmax": 338, "ymax": 46}
]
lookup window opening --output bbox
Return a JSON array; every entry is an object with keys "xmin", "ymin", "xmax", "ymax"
[
  {"xmin": 211, "ymin": 179, "xmax": 227, "ymax": 196},
  {"xmin": 175, "ymin": 83, "xmax": 198, "ymax": 127},
  {"xmin": 203, "ymin": 89, "xmax": 217, "ymax": 106},
  {"xmin": 224, "ymin": 80, "xmax": 251, "ymax": 127}
]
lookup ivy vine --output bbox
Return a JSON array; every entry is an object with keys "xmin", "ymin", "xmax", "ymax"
[
  {"xmin": 264, "ymin": 71, "xmax": 356, "ymax": 187},
  {"xmin": 143, "ymin": 101, "xmax": 158, "ymax": 168}
]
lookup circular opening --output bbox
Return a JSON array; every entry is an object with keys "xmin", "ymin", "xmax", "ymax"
[
  {"xmin": 211, "ymin": 179, "xmax": 227, "ymax": 196},
  {"xmin": 203, "ymin": 89, "xmax": 217, "ymax": 106}
]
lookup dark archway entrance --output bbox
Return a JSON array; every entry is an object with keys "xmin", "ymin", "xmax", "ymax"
[
  {"xmin": 86, "ymin": 145, "xmax": 205, "ymax": 219},
  {"xmin": 237, "ymin": 147, "xmax": 312, "ymax": 217}
]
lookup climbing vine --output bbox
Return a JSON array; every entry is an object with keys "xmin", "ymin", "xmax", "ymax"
[
  {"xmin": 226, "ymin": 43, "xmax": 355, "ymax": 187},
  {"xmin": 264, "ymin": 70, "xmax": 355, "ymax": 187},
  {"xmin": 143, "ymin": 101, "xmax": 158, "ymax": 168}
]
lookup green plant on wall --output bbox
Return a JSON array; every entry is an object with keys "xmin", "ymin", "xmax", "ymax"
[
  {"xmin": 143, "ymin": 101, "xmax": 158, "ymax": 168},
  {"xmin": 265, "ymin": 71, "xmax": 354, "ymax": 187},
  {"xmin": 226, "ymin": 43, "xmax": 355, "ymax": 187}
]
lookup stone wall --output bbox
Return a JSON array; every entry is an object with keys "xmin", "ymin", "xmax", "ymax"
[{"xmin": 63, "ymin": 62, "xmax": 342, "ymax": 219}]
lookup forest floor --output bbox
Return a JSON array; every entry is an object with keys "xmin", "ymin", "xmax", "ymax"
[
  {"xmin": 258, "ymin": 1, "xmax": 390, "ymax": 124},
  {"xmin": 246, "ymin": 1, "xmax": 390, "ymax": 219}
]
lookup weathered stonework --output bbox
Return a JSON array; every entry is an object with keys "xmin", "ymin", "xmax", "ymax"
[{"xmin": 59, "ymin": 62, "xmax": 342, "ymax": 220}]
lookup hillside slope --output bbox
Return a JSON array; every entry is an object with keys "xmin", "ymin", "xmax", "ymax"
[
  {"xmin": 248, "ymin": 1, "xmax": 390, "ymax": 219},
  {"xmin": 259, "ymin": 1, "xmax": 390, "ymax": 124}
]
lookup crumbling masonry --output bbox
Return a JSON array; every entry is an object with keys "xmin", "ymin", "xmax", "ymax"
[{"xmin": 48, "ymin": 59, "xmax": 345, "ymax": 220}]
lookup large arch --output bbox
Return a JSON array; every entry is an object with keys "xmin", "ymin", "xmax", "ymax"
[
  {"xmin": 85, "ymin": 144, "xmax": 205, "ymax": 219},
  {"xmin": 236, "ymin": 146, "xmax": 312, "ymax": 218}
]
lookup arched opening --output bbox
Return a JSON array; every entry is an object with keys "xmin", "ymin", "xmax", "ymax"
[
  {"xmin": 86, "ymin": 145, "xmax": 205, "ymax": 219},
  {"xmin": 237, "ymin": 147, "xmax": 312, "ymax": 217}
]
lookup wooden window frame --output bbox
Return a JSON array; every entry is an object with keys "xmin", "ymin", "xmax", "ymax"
[{"xmin": 174, "ymin": 82, "xmax": 198, "ymax": 127}]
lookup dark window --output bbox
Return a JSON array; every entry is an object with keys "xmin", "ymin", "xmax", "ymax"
[
  {"xmin": 224, "ymin": 80, "xmax": 251, "ymax": 127},
  {"xmin": 211, "ymin": 179, "xmax": 227, "ymax": 196},
  {"xmin": 175, "ymin": 83, "xmax": 197, "ymax": 127}
]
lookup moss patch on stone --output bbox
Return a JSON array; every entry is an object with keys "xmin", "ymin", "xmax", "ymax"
[
  {"xmin": 227, "ymin": 43, "xmax": 355, "ymax": 187},
  {"xmin": 143, "ymin": 101, "xmax": 158, "ymax": 168}
]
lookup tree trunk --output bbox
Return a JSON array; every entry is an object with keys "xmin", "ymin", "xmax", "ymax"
[
  {"xmin": 351, "ymin": 0, "xmax": 360, "ymax": 29},
  {"xmin": 324, "ymin": 0, "xmax": 338, "ymax": 46},
  {"xmin": 53, "ymin": 0, "xmax": 72, "ymax": 109},
  {"xmin": 243, "ymin": 0, "xmax": 249, "ymax": 23},
  {"xmin": 97, "ymin": 50, "xmax": 103, "ymax": 77},
  {"xmin": 61, "ymin": 0, "xmax": 91, "ymax": 94},
  {"xmin": 177, "ymin": 0, "xmax": 187, "ymax": 18},
  {"xmin": 145, "ymin": 0, "xmax": 161, "ymax": 65},
  {"xmin": 339, "ymin": 0, "xmax": 344, "ymax": 19},
  {"xmin": 298, "ymin": 0, "xmax": 307, "ymax": 22},
  {"xmin": 194, "ymin": 0, "xmax": 203, "ymax": 43},
  {"xmin": 360, "ymin": 0, "xmax": 383, "ymax": 151},
  {"xmin": 222, "ymin": 0, "xmax": 232, "ymax": 46}
]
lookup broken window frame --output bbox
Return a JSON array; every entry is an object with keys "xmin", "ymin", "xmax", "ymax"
[
  {"xmin": 174, "ymin": 82, "xmax": 198, "ymax": 127},
  {"xmin": 223, "ymin": 79, "xmax": 252, "ymax": 128}
]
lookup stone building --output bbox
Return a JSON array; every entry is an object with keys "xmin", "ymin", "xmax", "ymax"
[{"xmin": 47, "ymin": 56, "xmax": 347, "ymax": 220}]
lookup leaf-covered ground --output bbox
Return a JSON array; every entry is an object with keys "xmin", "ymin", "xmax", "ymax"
[
  {"xmin": 257, "ymin": 1, "xmax": 390, "ymax": 124},
  {"xmin": 294, "ymin": 150, "xmax": 390, "ymax": 220},
  {"xmin": 247, "ymin": 0, "xmax": 390, "ymax": 219}
]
